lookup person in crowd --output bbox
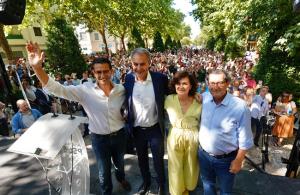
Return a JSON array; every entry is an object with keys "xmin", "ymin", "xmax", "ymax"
[
  {"xmin": 34, "ymin": 80, "xmax": 53, "ymax": 114},
  {"xmin": 250, "ymin": 86, "xmax": 269, "ymax": 146},
  {"xmin": 11, "ymin": 99, "xmax": 42, "ymax": 135},
  {"xmin": 0, "ymin": 101, "xmax": 9, "ymax": 137},
  {"xmin": 112, "ymin": 66, "xmax": 121, "ymax": 84},
  {"xmin": 55, "ymin": 73, "xmax": 64, "ymax": 84},
  {"xmin": 80, "ymin": 71, "xmax": 92, "ymax": 137},
  {"xmin": 64, "ymin": 75, "xmax": 73, "ymax": 86},
  {"xmin": 198, "ymin": 69, "xmax": 253, "ymax": 195},
  {"xmin": 21, "ymin": 76, "xmax": 37, "ymax": 105},
  {"xmin": 81, "ymin": 71, "xmax": 93, "ymax": 84},
  {"xmin": 25, "ymin": 42, "xmax": 131, "ymax": 195},
  {"xmin": 164, "ymin": 71, "xmax": 201, "ymax": 195},
  {"xmin": 240, "ymin": 87, "xmax": 254, "ymax": 107},
  {"xmin": 71, "ymin": 73, "xmax": 80, "ymax": 86},
  {"xmin": 124, "ymin": 48, "xmax": 168, "ymax": 195},
  {"xmin": 246, "ymin": 73, "xmax": 257, "ymax": 89},
  {"xmin": 272, "ymin": 92, "xmax": 297, "ymax": 146}
]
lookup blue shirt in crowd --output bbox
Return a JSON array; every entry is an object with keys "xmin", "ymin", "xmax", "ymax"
[{"xmin": 199, "ymin": 92, "xmax": 253, "ymax": 155}]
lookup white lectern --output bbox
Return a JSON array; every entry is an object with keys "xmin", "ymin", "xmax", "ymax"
[{"xmin": 7, "ymin": 113, "xmax": 90, "ymax": 195}]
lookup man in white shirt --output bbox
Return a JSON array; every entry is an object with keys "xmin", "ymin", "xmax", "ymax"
[
  {"xmin": 124, "ymin": 48, "xmax": 169, "ymax": 195},
  {"xmin": 25, "ymin": 42, "xmax": 131, "ymax": 195},
  {"xmin": 250, "ymin": 86, "xmax": 269, "ymax": 146}
]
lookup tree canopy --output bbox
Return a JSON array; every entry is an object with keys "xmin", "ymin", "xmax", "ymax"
[{"xmin": 192, "ymin": 0, "xmax": 300, "ymax": 102}]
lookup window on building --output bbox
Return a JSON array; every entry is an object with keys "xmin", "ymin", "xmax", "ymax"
[
  {"xmin": 80, "ymin": 32, "xmax": 87, "ymax": 40},
  {"xmin": 94, "ymin": 33, "xmax": 99, "ymax": 40},
  {"xmin": 33, "ymin": 27, "xmax": 43, "ymax": 36}
]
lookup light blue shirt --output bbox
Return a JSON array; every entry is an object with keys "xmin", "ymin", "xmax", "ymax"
[{"xmin": 199, "ymin": 92, "xmax": 253, "ymax": 155}]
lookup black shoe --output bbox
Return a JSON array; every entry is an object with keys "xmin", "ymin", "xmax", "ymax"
[
  {"xmin": 137, "ymin": 182, "xmax": 151, "ymax": 195},
  {"xmin": 120, "ymin": 180, "xmax": 131, "ymax": 191}
]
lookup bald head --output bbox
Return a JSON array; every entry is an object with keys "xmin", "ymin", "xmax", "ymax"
[{"xmin": 16, "ymin": 99, "xmax": 29, "ymax": 113}]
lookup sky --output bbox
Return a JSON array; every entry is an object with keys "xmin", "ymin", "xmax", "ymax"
[{"xmin": 172, "ymin": 0, "xmax": 200, "ymax": 39}]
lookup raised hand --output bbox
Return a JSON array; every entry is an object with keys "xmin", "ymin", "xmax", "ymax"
[{"xmin": 26, "ymin": 41, "xmax": 45, "ymax": 69}]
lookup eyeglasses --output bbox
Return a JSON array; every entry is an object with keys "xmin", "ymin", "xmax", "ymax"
[
  {"xmin": 94, "ymin": 70, "xmax": 110, "ymax": 74},
  {"xmin": 209, "ymin": 81, "xmax": 226, "ymax": 86}
]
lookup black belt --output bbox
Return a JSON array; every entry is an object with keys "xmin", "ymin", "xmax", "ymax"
[
  {"xmin": 202, "ymin": 149, "xmax": 238, "ymax": 159},
  {"xmin": 92, "ymin": 128, "xmax": 124, "ymax": 137},
  {"xmin": 134, "ymin": 123, "xmax": 159, "ymax": 130}
]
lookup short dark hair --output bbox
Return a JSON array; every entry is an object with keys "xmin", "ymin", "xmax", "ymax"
[
  {"xmin": 169, "ymin": 71, "xmax": 198, "ymax": 96},
  {"xmin": 208, "ymin": 69, "xmax": 231, "ymax": 83},
  {"xmin": 90, "ymin": 57, "xmax": 112, "ymax": 70}
]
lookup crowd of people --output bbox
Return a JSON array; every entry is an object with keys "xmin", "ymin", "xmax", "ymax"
[{"xmin": 0, "ymin": 44, "xmax": 298, "ymax": 195}]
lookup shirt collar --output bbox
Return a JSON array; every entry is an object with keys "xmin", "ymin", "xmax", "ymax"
[
  {"xmin": 135, "ymin": 71, "xmax": 152, "ymax": 82},
  {"xmin": 208, "ymin": 92, "xmax": 231, "ymax": 106},
  {"xmin": 94, "ymin": 82, "xmax": 116, "ymax": 94}
]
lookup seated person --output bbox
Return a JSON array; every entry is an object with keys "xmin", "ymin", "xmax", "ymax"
[{"xmin": 11, "ymin": 99, "xmax": 42, "ymax": 135}]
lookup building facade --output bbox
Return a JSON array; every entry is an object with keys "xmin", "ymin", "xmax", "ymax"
[
  {"xmin": 0, "ymin": 26, "xmax": 47, "ymax": 65},
  {"xmin": 75, "ymin": 25, "xmax": 127, "ymax": 54}
]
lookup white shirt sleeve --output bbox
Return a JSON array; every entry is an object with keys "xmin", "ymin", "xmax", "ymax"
[{"xmin": 43, "ymin": 77, "xmax": 84, "ymax": 103}]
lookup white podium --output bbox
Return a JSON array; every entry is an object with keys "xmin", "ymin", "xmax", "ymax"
[{"xmin": 7, "ymin": 113, "xmax": 90, "ymax": 195}]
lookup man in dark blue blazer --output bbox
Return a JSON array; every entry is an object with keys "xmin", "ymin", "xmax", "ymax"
[{"xmin": 124, "ymin": 48, "xmax": 168, "ymax": 195}]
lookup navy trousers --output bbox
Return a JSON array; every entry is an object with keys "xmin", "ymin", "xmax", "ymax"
[{"xmin": 133, "ymin": 124, "xmax": 166, "ymax": 187}]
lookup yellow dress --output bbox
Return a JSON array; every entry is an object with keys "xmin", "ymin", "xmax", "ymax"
[{"xmin": 165, "ymin": 94, "xmax": 202, "ymax": 195}]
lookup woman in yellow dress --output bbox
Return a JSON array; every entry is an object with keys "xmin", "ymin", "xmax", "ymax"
[{"xmin": 165, "ymin": 71, "xmax": 202, "ymax": 195}]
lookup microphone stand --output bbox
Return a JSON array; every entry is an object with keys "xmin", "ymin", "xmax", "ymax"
[
  {"xmin": 67, "ymin": 100, "xmax": 75, "ymax": 120},
  {"xmin": 51, "ymin": 102, "xmax": 58, "ymax": 118}
]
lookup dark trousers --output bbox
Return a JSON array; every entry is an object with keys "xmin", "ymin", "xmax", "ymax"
[
  {"xmin": 251, "ymin": 117, "xmax": 262, "ymax": 145},
  {"xmin": 198, "ymin": 149, "xmax": 236, "ymax": 195},
  {"xmin": 91, "ymin": 128, "xmax": 126, "ymax": 195},
  {"xmin": 133, "ymin": 124, "xmax": 165, "ymax": 187},
  {"xmin": 0, "ymin": 118, "xmax": 9, "ymax": 136}
]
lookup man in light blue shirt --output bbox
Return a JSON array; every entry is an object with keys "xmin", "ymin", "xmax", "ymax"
[{"xmin": 198, "ymin": 69, "xmax": 253, "ymax": 195}]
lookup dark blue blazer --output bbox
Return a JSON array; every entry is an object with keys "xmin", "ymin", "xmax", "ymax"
[{"xmin": 124, "ymin": 71, "xmax": 169, "ymax": 136}]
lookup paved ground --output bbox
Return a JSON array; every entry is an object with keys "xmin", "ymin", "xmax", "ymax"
[{"xmin": 1, "ymin": 132, "xmax": 300, "ymax": 195}]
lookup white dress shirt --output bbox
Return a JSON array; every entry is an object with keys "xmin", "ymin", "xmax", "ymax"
[
  {"xmin": 250, "ymin": 95, "xmax": 269, "ymax": 119},
  {"xmin": 132, "ymin": 72, "xmax": 158, "ymax": 127},
  {"xmin": 44, "ymin": 77, "xmax": 125, "ymax": 135}
]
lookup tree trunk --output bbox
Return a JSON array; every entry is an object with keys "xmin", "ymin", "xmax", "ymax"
[
  {"xmin": 121, "ymin": 34, "xmax": 126, "ymax": 52},
  {"xmin": 145, "ymin": 37, "xmax": 149, "ymax": 49},
  {"xmin": 0, "ymin": 24, "xmax": 13, "ymax": 61},
  {"xmin": 99, "ymin": 28, "xmax": 109, "ymax": 55}
]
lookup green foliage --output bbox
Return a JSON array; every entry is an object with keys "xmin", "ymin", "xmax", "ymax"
[
  {"xmin": 153, "ymin": 31, "xmax": 165, "ymax": 52},
  {"xmin": 165, "ymin": 35, "xmax": 173, "ymax": 50},
  {"xmin": 177, "ymin": 40, "xmax": 182, "ymax": 49},
  {"xmin": 6, "ymin": 34, "xmax": 23, "ymax": 39},
  {"xmin": 224, "ymin": 35, "xmax": 244, "ymax": 59},
  {"xmin": 206, "ymin": 37, "xmax": 216, "ymax": 50},
  {"xmin": 128, "ymin": 27, "xmax": 145, "ymax": 50},
  {"xmin": 181, "ymin": 37, "xmax": 192, "ymax": 46},
  {"xmin": 248, "ymin": 0, "xmax": 300, "ymax": 100},
  {"xmin": 45, "ymin": 18, "xmax": 87, "ymax": 76},
  {"xmin": 171, "ymin": 39, "xmax": 178, "ymax": 49},
  {"xmin": 192, "ymin": 0, "xmax": 300, "ymax": 101}
]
